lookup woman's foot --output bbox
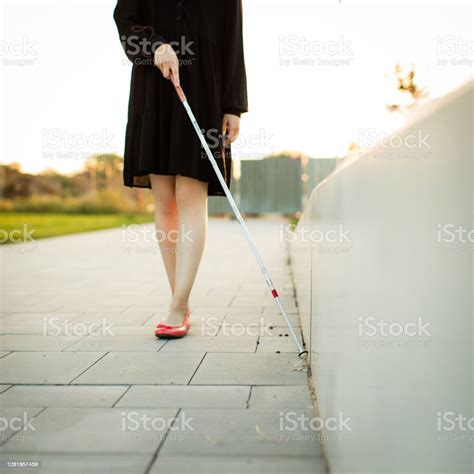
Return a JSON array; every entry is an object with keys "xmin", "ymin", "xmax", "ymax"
[
  {"xmin": 155, "ymin": 308, "xmax": 191, "ymax": 339},
  {"xmin": 159, "ymin": 305, "xmax": 190, "ymax": 327}
]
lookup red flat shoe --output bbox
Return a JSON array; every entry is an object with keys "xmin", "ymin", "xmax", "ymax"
[
  {"xmin": 156, "ymin": 307, "xmax": 190, "ymax": 328},
  {"xmin": 155, "ymin": 309, "xmax": 191, "ymax": 339}
]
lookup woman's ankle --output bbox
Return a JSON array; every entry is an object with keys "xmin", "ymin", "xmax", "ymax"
[{"xmin": 169, "ymin": 300, "xmax": 189, "ymax": 314}]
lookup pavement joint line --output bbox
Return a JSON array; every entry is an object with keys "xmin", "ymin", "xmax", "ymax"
[
  {"xmin": 141, "ymin": 312, "xmax": 159, "ymax": 326},
  {"xmin": 245, "ymin": 386, "xmax": 253, "ymax": 409},
  {"xmin": 67, "ymin": 351, "xmax": 110, "ymax": 385},
  {"xmin": 215, "ymin": 316, "xmax": 227, "ymax": 336},
  {"xmin": 139, "ymin": 313, "xmax": 158, "ymax": 325},
  {"xmin": 0, "ymin": 385, "xmax": 14, "ymax": 394},
  {"xmin": 156, "ymin": 339, "xmax": 169, "ymax": 352},
  {"xmin": 111, "ymin": 385, "xmax": 133, "ymax": 408},
  {"xmin": 144, "ymin": 408, "xmax": 181, "ymax": 474},
  {"xmin": 228, "ymin": 294, "xmax": 237, "ymax": 307},
  {"xmin": 186, "ymin": 353, "xmax": 208, "ymax": 385}
]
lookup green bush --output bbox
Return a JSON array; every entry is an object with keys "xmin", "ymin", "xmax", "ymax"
[{"xmin": 0, "ymin": 191, "xmax": 150, "ymax": 215}]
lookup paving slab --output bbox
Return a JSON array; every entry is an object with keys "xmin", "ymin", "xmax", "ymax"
[
  {"xmin": 0, "ymin": 407, "xmax": 178, "ymax": 454},
  {"xmin": 0, "ymin": 305, "xmax": 64, "ymax": 314},
  {"xmin": 188, "ymin": 294, "xmax": 235, "ymax": 307},
  {"xmin": 100, "ymin": 326, "xmax": 154, "ymax": 336},
  {"xmin": 0, "ymin": 385, "xmax": 129, "ymax": 408},
  {"xmin": 0, "ymin": 335, "xmax": 82, "ymax": 352},
  {"xmin": 64, "ymin": 335, "xmax": 166, "ymax": 352},
  {"xmin": 207, "ymin": 288, "xmax": 267, "ymax": 296},
  {"xmin": 257, "ymin": 335, "xmax": 301, "ymax": 353},
  {"xmin": 249, "ymin": 386, "xmax": 313, "ymax": 408},
  {"xmin": 191, "ymin": 353, "xmax": 307, "ymax": 385},
  {"xmin": 263, "ymin": 305, "xmax": 299, "ymax": 315},
  {"xmin": 160, "ymin": 335, "xmax": 257, "ymax": 353},
  {"xmin": 0, "ymin": 352, "xmax": 105, "ymax": 384},
  {"xmin": 1, "ymin": 313, "xmax": 82, "ymax": 326},
  {"xmin": 223, "ymin": 312, "xmax": 300, "ymax": 327},
  {"xmin": 151, "ymin": 454, "xmax": 324, "ymax": 474},
  {"xmin": 231, "ymin": 295, "xmax": 297, "ymax": 308},
  {"xmin": 50, "ymin": 304, "xmax": 130, "ymax": 313},
  {"xmin": 116, "ymin": 385, "xmax": 250, "ymax": 408},
  {"xmin": 191, "ymin": 306, "xmax": 264, "ymax": 315},
  {"xmin": 159, "ymin": 408, "xmax": 321, "ymax": 457},
  {"xmin": 72, "ymin": 352, "xmax": 205, "ymax": 385},
  {"xmin": 67, "ymin": 311, "xmax": 151, "ymax": 326}
]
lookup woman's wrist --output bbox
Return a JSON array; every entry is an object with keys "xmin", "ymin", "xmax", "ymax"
[{"xmin": 223, "ymin": 108, "xmax": 242, "ymax": 118}]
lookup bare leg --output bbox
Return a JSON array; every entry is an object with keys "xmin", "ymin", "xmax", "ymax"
[
  {"xmin": 166, "ymin": 175, "xmax": 208, "ymax": 325},
  {"xmin": 149, "ymin": 174, "xmax": 178, "ymax": 293}
]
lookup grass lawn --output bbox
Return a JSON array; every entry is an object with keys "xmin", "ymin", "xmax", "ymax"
[{"xmin": 0, "ymin": 212, "xmax": 154, "ymax": 244}]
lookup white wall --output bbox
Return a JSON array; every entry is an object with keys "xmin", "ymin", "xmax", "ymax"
[{"xmin": 291, "ymin": 80, "xmax": 473, "ymax": 473}]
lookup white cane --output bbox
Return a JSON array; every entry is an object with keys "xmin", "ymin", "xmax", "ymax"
[{"xmin": 171, "ymin": 77, "xmax": 307, "ymax": 358}]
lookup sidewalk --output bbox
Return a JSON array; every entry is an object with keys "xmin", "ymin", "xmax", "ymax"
[{"xmin": 0, "ymin": 218, "xmax": 324, "ymax": 474}]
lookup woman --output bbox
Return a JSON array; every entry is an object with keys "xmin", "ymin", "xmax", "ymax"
[{"xmin": 113, "ymin": 0, "xmax": 248, "ymax": 338}]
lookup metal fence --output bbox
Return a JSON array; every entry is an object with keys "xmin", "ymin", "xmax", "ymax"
[{"xmin": 208, "ymin": 157, "xmax": 336, "ymax": 215}]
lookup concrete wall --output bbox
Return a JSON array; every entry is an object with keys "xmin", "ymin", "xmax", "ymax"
[{"xmin": 290, "ymin": 80, "xmax": 473, "ymax": 473}]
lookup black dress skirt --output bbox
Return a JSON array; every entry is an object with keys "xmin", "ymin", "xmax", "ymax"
[{"xmin": 113, "ymin": 0, "xmax": 248, "ymax": 196}]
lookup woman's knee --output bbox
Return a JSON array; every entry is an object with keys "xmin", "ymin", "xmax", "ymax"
[
  {"xmin": 149, "ymin": 175, "xmax": 177, "ymax": 216},
  {"xmin": 154, "ymin": 195, "xmax": 177, "ymax": 217},
  {"xmin": 175, "ymin": 176, "xmax": 208, "ymax": 210}
]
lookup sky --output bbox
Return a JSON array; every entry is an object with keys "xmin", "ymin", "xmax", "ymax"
[{"xmin": 0, "ymin": 0, "xmax": 472, "ymax": 175}]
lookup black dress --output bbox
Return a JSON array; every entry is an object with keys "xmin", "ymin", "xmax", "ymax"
[{"xmin": 113, "ymin": 0, "xmax": 248, "ymax": 196}]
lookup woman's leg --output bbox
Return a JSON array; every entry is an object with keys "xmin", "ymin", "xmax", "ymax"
[
  {"xmin": 166, "ymin": 175, "xmax": 208, "ymax": 325},
  {"xmin": 149, "ymin": 174, "xmax": 178, "ymax": 293}
]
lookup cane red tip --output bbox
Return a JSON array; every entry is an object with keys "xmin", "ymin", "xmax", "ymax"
[{"xmin": 271, "ymin": 289, "xmax": 279, "ymax": 298}]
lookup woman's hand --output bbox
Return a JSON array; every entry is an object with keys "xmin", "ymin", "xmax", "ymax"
[
  {"xmin": 154, "ymin": 44, "xmax": 180, "ymax": 85},
  {"xmin": 222, "ymin": 114, "xmax": 240, "ymax": 146}
]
